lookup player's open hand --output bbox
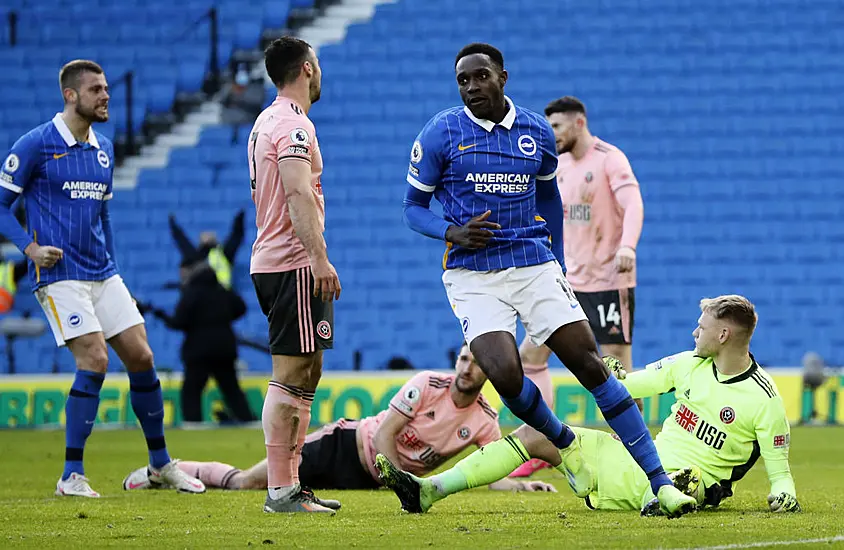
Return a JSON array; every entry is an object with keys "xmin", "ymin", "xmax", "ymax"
[
  {"xmin": 311, "ymin": 256, "xmax": 341, "ymax": 302},
  {"xmin": 614, "ymin": 246, "xmax": 636, "ymax": 272},
  {"xmin": 25, "ymin": 243, "xmax": 63, "ymax": 269},
  {"xmin": 768, "ymin": 492, "xmax": 801, "ymax": 513},
  {"xmin": 445, "ymin": 210, "xmax": 500, "ymax": 249},
  {"xmin": 517, "ymin": 480, "xmax": 557, "ymax": 493}
]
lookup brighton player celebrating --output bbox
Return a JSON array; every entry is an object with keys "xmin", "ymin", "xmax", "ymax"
[
  {"xmin": 123, "ymin": 344, "xmax": 554, "ymax": 497},
  {"xmin": 400, "ymin": 42, "xmax": 695, "ymax": 517},
  {"xmin": 0, "ymin": 60, "xmax": 204, "ymax": 497},
  {"xmin": 379, "ymin": 295, "xmax": 799, "ymax": 515}
]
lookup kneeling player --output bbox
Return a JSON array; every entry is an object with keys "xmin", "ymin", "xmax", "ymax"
[
  {"xmin": 378, "ymin": 295, "xmax": 800, "ymax": 515},
  {"xmin": 123, "ymin": 345, "xmax": 555, "ymax": 501}
]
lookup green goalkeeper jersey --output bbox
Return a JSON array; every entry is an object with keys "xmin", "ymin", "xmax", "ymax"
[{"xmin": 622, "ymin": 351, "xmax": 796, "ymax": 505}]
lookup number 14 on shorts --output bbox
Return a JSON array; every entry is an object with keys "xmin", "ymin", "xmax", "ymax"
[{"xmin": 597, "ymin": 302, "xmax": 621, "ymax": 328}]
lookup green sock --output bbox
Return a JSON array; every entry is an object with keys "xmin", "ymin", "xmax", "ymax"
[{"xmin": 426, "ymin": 435, "xmax": 529, "ymax": 504}]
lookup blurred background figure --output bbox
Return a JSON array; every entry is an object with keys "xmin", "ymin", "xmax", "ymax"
[
  {"xmin": 801, "ymin": 352, "xmax": 829, "ymax": 425},
  {"xmin": 221, "ymin": 64, "xmax": 265, "ymax": 144},
  {"xmin": 169, "ymin": 209, "xmax": 245, "ymax": 290},
  {"xmin": 139, "ymin": 261, "xmax": 256, "ymax": 425}
]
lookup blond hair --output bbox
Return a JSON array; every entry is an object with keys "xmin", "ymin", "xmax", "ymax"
[{"xmin": 700, "ymin": 295, "xmax": 758, "ymax": 338}]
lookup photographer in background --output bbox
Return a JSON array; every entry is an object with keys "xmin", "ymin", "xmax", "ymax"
[{"xmin": 139, "ymin": 261, "xmax": 256, "ymax": 424}]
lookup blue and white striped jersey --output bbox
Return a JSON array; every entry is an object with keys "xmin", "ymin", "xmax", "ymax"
[
  {"xmin": 406, "ymin": 96, "xmax": 560, "ymax": 271},
  {"xmin": 0, "ymin": 114, "xmax": 117, "ymax": 289}
]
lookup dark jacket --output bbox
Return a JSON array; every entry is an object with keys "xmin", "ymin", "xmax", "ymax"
[{"xmin": 154, "ymin": 266, "xmax": 247, "ymax": 363}]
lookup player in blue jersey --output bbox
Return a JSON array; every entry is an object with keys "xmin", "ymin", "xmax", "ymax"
[
  {"xmin": 0, "ymin": 60, "xmax": 205, "ymax": 497},
  {"xmin": 396, "ymin": 43, "xmax": 696, "ymax": 517}
]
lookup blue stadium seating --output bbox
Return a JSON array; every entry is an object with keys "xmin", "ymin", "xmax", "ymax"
[{"xmin": 2, "ymin": 0, "xmax": 842, "ymax": 374}]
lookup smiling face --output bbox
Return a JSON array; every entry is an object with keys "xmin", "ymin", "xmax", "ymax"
[{"xmin": 456, "ymin": 53, "xmax": 508, "ymax": 121}]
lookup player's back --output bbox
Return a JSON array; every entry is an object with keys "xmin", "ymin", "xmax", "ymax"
[
  {"xmin": 557, "ymin": 138, "xmax": 638, "ymax": 292},
  {"xmin": 248, "ymin": 96, "xmax": 324, "ymax": 275},
  {"xmin": 1, "ymin": 115, "xmax": 117, "ymax": 290},
  {"xmin": 409, "ymin": 99, "xmax": 559, "ymax": 271}
]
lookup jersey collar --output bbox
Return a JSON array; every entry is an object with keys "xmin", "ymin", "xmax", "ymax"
[
  {"xmin": 712, "ymin": 352, "xmax": 759, "ymax": 384},
  {"xmin": 463, "ymin": 95, "xmax": 516, "ymax": 132},
  {"xmin": 52, "ymin": 113, "xmax": 100, "ymax": 149}
]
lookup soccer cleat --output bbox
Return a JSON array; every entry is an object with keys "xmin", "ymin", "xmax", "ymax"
[
  {"xmin": 375, "ymin": 454, "xmax": 435, "ymax": 513},
  {"xmin": 509, "ymin": 458, "xmax": 552, "ymax": 478},
  {"xmin": 558, "ymin": 432, "xmax": 595, "ymax": 498},
  {"xmin": 56, "ymin": 473, "xmax": 100, "ymax": 498},
  {"xmin": 123, "ymin": 466, "xmax": 153, "ymax": 490},
  {"xmin": 301, "ymin": 486, "xmax": 342, "ymax": 510},
  {"xmin": 149, "ymin": 460, "xmax": 206, "ymax": 494},
  {"xmin": 263, "ymin": 487, "xmax": 336, "ymax": 514},
  {"xmin": 669, "ymin": 466, "xmax": 704, "ymax": 505},
  {"xmin": 642, "ymin": 484, "xmax": 697, "ymax": 518}
]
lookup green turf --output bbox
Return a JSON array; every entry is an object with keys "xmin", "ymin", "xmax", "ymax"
[{"xmin": 1, "ymin": 426, "xmax": 842, "ymax": 549}]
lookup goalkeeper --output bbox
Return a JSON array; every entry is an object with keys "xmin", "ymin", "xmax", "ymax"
[{"xmin": 378, "ymin": 295, "xmax": 800, "ymax": 515}]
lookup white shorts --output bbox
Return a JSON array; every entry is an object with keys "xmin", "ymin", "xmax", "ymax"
[
  {"xmin": 442, "ymin": 261, "xmax": 588, "ymax": 346},
  {"xmin": 35, "ymin": 275, "xmax": 145, "ymax": 347}
]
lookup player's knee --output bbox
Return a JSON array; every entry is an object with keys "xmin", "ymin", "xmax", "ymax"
[
  {"xmin": 76, "ymin": 344, "xmax": 109, "ymax": 373},
  {"xmin": 128, "ymin": 346, "xmax": 155, "ymax": 372}
]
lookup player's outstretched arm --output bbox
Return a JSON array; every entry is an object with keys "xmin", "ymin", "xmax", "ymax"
[
  {"xmin": 615, "ymin": 352, "xmax": 685, "ymax": 400},
  {"xmin": 279, "ymin": 158, "xmax": 340, "ymax": 302},
  {"xmin": 488, "ymin": 477, "xmax": 556, "ymax": 493},
  {"xmin": 755, "ymin": 394, "xmax": 800, "ymax": 512},
  {"xmin": 372, "ymin": 408, "xmax": 410, "ymax": 469}
]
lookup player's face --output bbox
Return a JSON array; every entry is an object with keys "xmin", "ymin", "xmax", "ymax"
[
  {"xmin": 73, "ymin": 71, "xmax": 110, "ymax": 123},
  {"xmin": 454, "ymin": 346, "xmax": 487, "ymax": 394},
  {"xmin": 456, "ymin": 54, "xmax": 507, "ymax": 121},
  {"xmin": 546, "ymin": 112, "xmax": 579, "ymax": 154},
  {"xmin": 307, "ymin": 49, "xmax": 321, "ymax": 104},
  {"xmin": 693, "ymin": 313, "xmax": 724, "ymax": 356}
]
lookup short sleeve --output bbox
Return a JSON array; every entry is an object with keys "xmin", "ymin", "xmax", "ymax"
[
  {"xmin": 1, "ymin": 134, "xmax": 39, "ymax": 195},
  {"xmin": 406, "ymin": 116, "xmax": 446, "ymax": 193},
  {"xmin": 273, "ymin": 119, "xmax": 315, "ymax": 163},
  {"xmin": 388, "ymin": 371, "xmax": 431, "ymax": 420},
  {"xmin": 536, "ymin": 119, "xmax": 558, "ymax": 181},
  {"xmin": 604, "ymin": 149, "xmax": 638, "ymax": 193}
]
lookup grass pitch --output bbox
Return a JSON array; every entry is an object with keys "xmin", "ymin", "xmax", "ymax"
[{"xmin": 1, "ymin": 426, "xmax": 842, "ymax": 549}]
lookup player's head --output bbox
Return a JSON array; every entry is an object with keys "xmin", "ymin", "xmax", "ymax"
[
  {"xmin": 693, "ymin": 295, "xmax": 758, "ymax": 356},
  {"xmin": 544, "ymin": 96, "xmax": 587, "ymax": 154},
  {"xmin": 454, "ymin": 43, "xmax": 507, "ymax": 121},
  {"xmin": 60, "ymin": 60, "xmax": 109, "ymax": 123},
  {"xmin": 199, "ymin": 231, "xmax": 218, "ymax": 248},
  {"xmin": 454, "ymin": 342, "xmax": 487, "ymax": 394},
  {"xmin": 264, "ymin": 36, "xmax": 321, "ymax": 104}
]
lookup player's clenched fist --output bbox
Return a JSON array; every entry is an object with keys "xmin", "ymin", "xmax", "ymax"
[
  {"xmin": 311, "ymin": 256, "xmax": 341, "ymax": 302},
  {"xmin": 767, "ymin": 492, "xmax": 801, "ymax": 513},
  {"xmin": 445, "ymin": 210, "xmax": 501, "ymax": 249},
  {"xmin": 25, "ymin": 243, "xmax": 64, "ymax": 268}
]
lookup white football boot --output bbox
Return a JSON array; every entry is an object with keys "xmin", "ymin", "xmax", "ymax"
[{"xmin": 55, "ymin": 473, "xmax": 100, "ymax": 498}]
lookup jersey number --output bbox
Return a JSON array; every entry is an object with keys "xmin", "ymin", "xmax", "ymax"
[
  {"xmin": 597, "ymin": 303, "xmax": 621, "ymax": 328},
  {"xmin": 249, "ymin": 131, "xmax": 258, "ymax": 190}
]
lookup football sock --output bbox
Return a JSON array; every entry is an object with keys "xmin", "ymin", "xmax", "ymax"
[
  {"xmin": 263, "ymin": 381, "xmax": 302, "ymax": 494},
  {"xmin": 177, "ymin": 461, "xmax": 240, "ymax": 489},
  {"xmin": 591, "ymin": 376, "xmax": 671, "ymax": 494},
  {"xmin": 62, "ymin": 370, "xmax": 105, "ymax": 480},
  {"xmin": 501, "ymin": 376, "xmax": 575, "ymax": 449},
  {"xmin": 293, "ymin": 390, "xmax": 314, "ymax": 486},
  {"xmin": 427, "ymin": 435, "xmax": 529, "ymax": 503},
  {"xmin": 129, "ymin": 369, "xmax": 171, "ymax": 469}
]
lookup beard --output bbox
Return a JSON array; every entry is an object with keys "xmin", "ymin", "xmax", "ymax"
[
  {"xmin": 76, "ymin": 101, "xmax": 108, "ymax": 123},
  {"xmin": 310, "ymin": 80, "xmax": 321, "ymax": 104}
]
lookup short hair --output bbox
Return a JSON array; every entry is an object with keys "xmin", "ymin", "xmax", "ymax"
[
  {"xmin": 264, "ymin": 36, "xmax": 313, "ymax": 88},
  {"xmin": 700, "ymin": 295, "xmax": 758, "ymax": 337},
  {"xmin": 545, "ymin": 96, "xmax": 587, "ymax": 118},
  {"xmin": 455, "ymin": 43, "xmax": 504, "ymax": 70},
  {"xmin": 59, "ymin": 59, "xmax": 104, "ymax": 92}
]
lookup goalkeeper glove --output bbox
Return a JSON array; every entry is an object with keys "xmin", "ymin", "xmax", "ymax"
[
  {"xmin": 767, "ymin": 492, "xmax": 801, "ymax": 513},
  {"xmin": 602, "ymin": 355, "xmax": 627, "ymax": 380}
]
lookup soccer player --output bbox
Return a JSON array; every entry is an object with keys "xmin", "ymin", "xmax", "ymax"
[
  {"xmin": 401, "ymin": 42, "xmax": 695, "ymax": 517},
  {"xmin": 248, "ymin": 37, "xmax": 341, "ymax": 514},
  {"xmin": 379, "ymin": 295, "xmax": 800, "ymax": 515},
  {"xmin": 122, "ymin": 344, "xmax": 555, "ymax": 498},
  {"xmin": 513, "ymin": 96, "xmax": 645, "ymax": 478},
  {"xmin": 0, "ymin": 60, "xmax": 204, "ymax": 497}
]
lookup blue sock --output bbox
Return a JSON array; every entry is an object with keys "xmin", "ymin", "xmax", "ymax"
[
  {"xmin": 129, "ymin": 369, "xmax": 171, "ymax": 469},
  {"xmin": 63, "ymin": 370, "xmax": 105, "ymax": 481},
  {"xmin": 501, "ymin": 376, "xmax": 575, "ymax": 449},
  {"xmin": 591, "ymin": 376, "xmax": 672, "ymax": 495}
]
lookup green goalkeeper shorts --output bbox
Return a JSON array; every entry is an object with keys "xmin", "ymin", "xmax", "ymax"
[{"xmin": 573, "ymin": 427, "xmax": 653, "ymax": 511}]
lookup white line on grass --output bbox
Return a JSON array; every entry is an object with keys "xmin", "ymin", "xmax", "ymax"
[{"xmin": 673, "ymin": 535, "xmax": 844, "ymax": 550}]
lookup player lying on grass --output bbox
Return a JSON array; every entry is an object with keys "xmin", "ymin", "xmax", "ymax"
[
  {"xmin": 377, "ymin": 295, "xmax": 800, "ymax": 515},
  {"xmin": 123, "ymin": 344, "xmax": 556, "ymax": 504}
]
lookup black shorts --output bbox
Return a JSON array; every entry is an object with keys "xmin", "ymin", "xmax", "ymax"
[
  {"xmin": 575, "ymin": 288, "xmax": 635, "ymax": 345},
  {"xmin": 299, "ymin": 420, "xmax": 380, "ymax": 490},
  {"xmin": 252, "ymin": 267, "xmax": 333, "ymax": 356}
]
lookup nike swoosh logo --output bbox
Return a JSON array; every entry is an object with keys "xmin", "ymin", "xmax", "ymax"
[
  {"xmin": 85, "ymin": 420, "xmax": 95, "ymax": 425},
  {"xmin": 570, "ymin": 303, "xmax": 579, "ymax": 309},
  {"xmin": 53, "ymin": 153, "xmax": 69, "ymax": 160},
  {"xmin": 127, "ymin": 481, "xmax": 146, "ymax": 489},
  {"xmin": 628, "ymin": 434, "xmax": 646, "ymax": 447},
  {"xmin": 148, "ymin": 410, "xmax": 164, "ymax": 417},
  {"xmin": 457, "ymin": 143, "xmax": 477, "ymax": 151}
]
